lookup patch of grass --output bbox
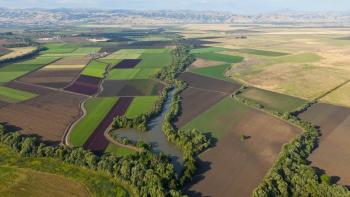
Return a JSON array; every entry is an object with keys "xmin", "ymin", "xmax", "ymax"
[
  {"xmin": 191, "ymin": 47, "xmax": 228, "ymax": 54},
  {"xmin": 71, "ymin": 47, "xmax": 101, "ymax": 55},
  {"xmin": 233, "ymin": 48, "xmax": 289, "ymax": 56},
  {"xmin": 81, "ymin": 60, "xmax": 108, "ymax": 78},
  {"xmin": 105, "ymin": 143, "xmax": 135, "ymax": 156},
  {"xmin": 42, "ymin": 43, "xmax": 79, "ymax": 54},
  {"xmin": 136, "ymin": 53, "xmax": 172, "ymax": 68},
  {"xmin": 195, "ymin": 52, "xmax": 244, "ymax": 63},
  {"xmin": 0, "ymin": 145, "xmax": 129, "ymax": 196},
  {"xmin": 69, "ymin": 97, "xmax": 118, "ymax": 147},
  {"xmin": 190, "ymin": 64, "xmax": 235, "ymax": 82},
  {"xmin": 183, "ymin": 98, "xmax": 249, "ymax": 139},
  {"xmin": 273, "ymin": 53, "xmax": 321, "ymax": 63},
  {"xmin": 0, "ymin": 86, "xmax": 37, "ymax": 103},
  {"xmin": 239, "ymin": 87, "xmax": 307, "ymax": 113},
  {"xmin": 320, "ymin": 82, "xmax": 350, "ymax": 108},
  {"xmin": 125, "ymin": 96, "xmax": 159, "ymax": 118}
]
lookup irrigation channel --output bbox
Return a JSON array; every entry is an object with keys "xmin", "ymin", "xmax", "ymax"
[{"xmin": 111, "ymin": 89, "xmax": 184, "ymax": 173}]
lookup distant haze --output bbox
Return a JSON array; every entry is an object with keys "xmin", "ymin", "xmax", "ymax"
[{"xmin": 0, "ymin": 0, "xmax": 349, "ymax": 14}]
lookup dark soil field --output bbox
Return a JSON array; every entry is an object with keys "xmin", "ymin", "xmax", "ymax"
[
  {"xmin": 178, "ymin": 72, "xmax": 240, "ymax": 94},
  {"xmin": 299, "ymin": 103, "xmax": 350, "ymax": 186},
  {"xmin": 184, "ymin": 98, "xmax": 301, "ymax": 197},
  {"xmin": 176, "ymin": 87, "xmax": 227, "ymax": 128},
  {"xmin": 113, "ymin": 59, "xmax": 141, "ymax": 69},
  {"xmin": 84, "ymin": 97, "xmax": 134, "ymax": 152},
  {"xmin": 0, "ymin": 82, "xmax": 86, "ymax": 144},
  {"xmin": 99, "ymin": 79, "xmax": 164, "ymax": 97},
  {"xmin": 65, "ymin": 75, "xmax": 102, "ymax": 96},
  {"xmin": 20, "ymin": 69, "xmax": 83, "ymax": 89}
]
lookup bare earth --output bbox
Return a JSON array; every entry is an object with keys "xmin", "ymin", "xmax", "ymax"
[{"xmin": 191, "ymin": 58, "xmax": 225, "ymax": 68}]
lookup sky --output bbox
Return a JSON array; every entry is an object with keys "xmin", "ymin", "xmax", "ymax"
[{"xmin": 0, "ymin": 0, "xmax": 349, "ymax": 14}]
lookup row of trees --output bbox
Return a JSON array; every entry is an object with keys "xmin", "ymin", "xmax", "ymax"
[{"xmin": 234, "ymin": 86, "xmax": 350, "ymax": 196}]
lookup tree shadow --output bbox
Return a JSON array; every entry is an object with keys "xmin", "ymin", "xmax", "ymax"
[
  {"xmin": 313, "ymin": 167, "xmax": 341, "ymax": 185},
  {"xmin": 183, "ymin": 159, "xmax": 212, "ymax": 197}
]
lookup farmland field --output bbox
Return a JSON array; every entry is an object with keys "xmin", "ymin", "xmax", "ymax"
[
  {"xmin": 238, "ymin": 87, "xmax": 307, "ymax": 113},
  {"xmin": 299, "ymin": 103, "xmax": 350, "ymax": 186},
  {"xmin": 125, "ymin": 96, "xmax": 159, "ymax": 118},
  {"xmin": 190, "ymin": 64, "xmax": 234, "ymax": 82},
  {"xmin": 184, "ymin": 98, "xmax": 301, "ymax": 196},
  {"xmin": 80, "ymin": 60, "xmax": 109, "ymax": 78},
  {"xmin": 194, "ymin": 52, "xmax": 243, "ymax": 63},
  {"xmin": 232, "ymin": 48, "xmax": 289, "ymax": 56},
  {"xmin": 0, "ymin": 86, "xmax": 37, "ymax": 103},
  {"xmin": 107, "ymin": 68, "xmax": 160, "ymax": 80},
  {"xmin": 69, "ymin": 97, "xmax": 118, "ymax": 147},
  {"xmin": 0, "ymin": 47, "xmax": 36, "ymax": 60}
]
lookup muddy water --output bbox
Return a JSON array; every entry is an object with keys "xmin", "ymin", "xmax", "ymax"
[{"xmin": 111, "ymin": 89, "xmax": 184, "ymax": 173}]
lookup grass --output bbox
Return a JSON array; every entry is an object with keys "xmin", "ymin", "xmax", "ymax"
[
  {"xmin": 0, "ymin": 57, "xmax": 59, "ymax": 83},
  {"xmin": 125, "ymin": 96, "xmax": 159, "ymax": 118},
  {"xmin": 99, "ymin": 59, "xmax": 122, "ymax": 65},
  {"xmin": 195, "ymin": 52, "xmax": 244, "ymax": 63},
  {"xmin": 183, "ymin": 97, "xmax": 249, "ymax": 139},
  {"xmin": 0, "ymin": 47, "xmax": 37, "ymax": 60},
  {"xmin": 0, "ymin": 145, "xmax": 129, "ymax": 196},
  {"xmin": 320, "ymin": 82, "xmax": 350, "ymax": 108},
  {"xmin": 42, "ymin": 43, "xmax": 79, "ymax": 54},
  {"xmin": 107, "ymin": 68, "xmax": 160, "ymax": 80},
  {"xmin": 105, "ymin": 143, "xmax": 135, "ymax": 156},
  {"xmin": 69, "ymin": 97, "xmax": 118, "ymax": 147},
  {"xmin": 81, "ymin": 60, "xmax": 108, "ymax": 78},
  {"xmin": 232, "ymin": 48, "xmax": 289, "ymax": 56},
  {"xmin": 238, "ymin": 87, "xmax": 307, "ymax": 113},
  {"xmin": 0, "ymin": 86, "xmax": 37, "ymax": 103},
  {"xmin": 190, "ymin": 64, "xmax": 236, "ymax": 82},
  {"xmin": 273, "ymin": 53, "xmax": 321, "ymax": 63},
  {"xmin": 71, "ymin": 47, "xmax": 101, "ymax": 55},
  {"xmin": 136, "ymin": 53, "xmax": 172, "ymax": 68},
  {"xmin": 191, "ymin": 47, "xmax": 228, "ymax": 54},
  {"xmin": 102, "ymin": 50, "xmax": 142, "ymax": 60}
]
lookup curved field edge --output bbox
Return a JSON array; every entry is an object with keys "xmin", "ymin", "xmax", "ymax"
[{"xmin": 0, "ymin": 145, "xmax": 131, "ymax": 197}]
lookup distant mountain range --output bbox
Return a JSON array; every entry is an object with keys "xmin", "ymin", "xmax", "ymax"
[{"xmin": 0, "ymin": 8, "xmax": 349, "ymax": 26}]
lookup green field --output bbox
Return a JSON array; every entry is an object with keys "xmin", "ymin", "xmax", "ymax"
[
  {"xmin": 42, "ymin": 43, "xmax": 79, "ymax": 54},
  {"xmin": 69, "ymin": 97, "xmax": 118, "ymax": 147},
  {"xmin": 273, "ymin": 53, "xmax": 321, "ymax": 63},
  {"xmin": 0, "ymin": 86, "xmax": 37, "ymax": 103},
  {"xmin": 102, "ymin": 49, "xmax": 142, "ymax": 59},
  {"xmin": 107, "ymin": 68, "xmax": 160, "ymax": 80},
  {"xmin": 136, "ymin": 53, "xmax": 172, "ymax": 68},
  {"xmin": 190, "ymin": 64, "xmax": 236, "ymax": 82},
  {"xmin": 71, "ymin": 47, "xmax": 101, "ymax": 55},
  {"xmin": 81, "ymin": 60, "xmax": 108, "ymax": 78},
  {"xmin": 195, "ymin": 52, "xmax": 244, "ymax": 63},
  {"xmin": 105, "ymin": 143, "xmax": 135, "ymax": 156},
  {"xmin": 126, "ymin": 96, "xmax": 159, "ymax": 118},
  {"xmin": 191, "ymin": 47, "xmax": 228, "ymax": 54},
  {"xmin": 0, "ymin": 145, "xmax": 129, "ymax": 196},
  {"xmin": 183, "ymin": 98, "xmax": 249, "ymax": 139},
  {"xmin": 233, "ymin": 48, "xmax": 289, "ymax": 56},
  {"xmin": 99, "ymin": 59, "xmax": 122, "ymax": 65},
  {"xmin": 0, "ymin": 57, "xmax": 59, "ymax": 83},
  {"xmin": 238, "ymin": 87, "xmax": 307, "ymax": 113}
]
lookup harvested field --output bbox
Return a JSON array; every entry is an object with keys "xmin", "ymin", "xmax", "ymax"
[
  {"xmin": 184, "ymin": 98, "xmax": 301, "ymax": 196},
  {"xmin": 113, "ymin": 59, "xmax": 141, "ymax": 69},
  {"xmin": 65, "ymin": 75, "xmax": 102, "ymax": 96},
  {"xmin": 20, "ymin": 68, "xmax": 84, "ymax": 89},
  {"xmin": 176, "ymin": 87, "xmax": 226, "ymax": 128},
  {"xmin": 178, "ymin": 72, "xmax": 240, "ymax": 94},
  {"xmin": 190, "ymin": 58, "xmax": 225, "ymax": 68},
  {"xmin": 84, "ymin": 97, "xmax": 133, "ymax": 152},
  {"xmin": 232, "ymin": 48, "xmax": 289, "ymax": 56},
  {"xmin": 299, "ymin": 103, "xmax": 350, "ymax": 186},
  {"xmin": 99, "ymin": 79, "xmax": 164, "ymax": 97},
  {"xmin": 0, "ymin": 83, "xmax": 86, "ymax": 144},
  {"xmin": 0, "ymin": 47, "xmax": 36, "ymax": 60}
]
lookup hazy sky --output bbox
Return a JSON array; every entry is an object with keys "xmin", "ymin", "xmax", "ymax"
[{"xmin": 1, "ymin": 0, "xmax": 349, "ymax": 14}]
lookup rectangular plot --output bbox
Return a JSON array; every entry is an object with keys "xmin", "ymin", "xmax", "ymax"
[
  {"xmin": 80, "ymin": 60, "xmax": 108, "ymax": 78},
  {"xmin": 136, "ymin": 53, "xmax": 172, "ymax": 68},
  {"xmin": 65, "ymin": 75, "xmax": 102, "ymax": 96},
  {"xmin": 84, "ymin": 97, "xmax": 134, "ymax": 152},
  {"xmin": 0, "ymin": 86, "xmax": 37, "ymax": 103},
  {"xmin": 125, "ymin": 96, "xmax": 159, "ymax": 118},
  {"xmin": 113, "ymin": 59, "xmax": 141, "ymax": 69}
]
